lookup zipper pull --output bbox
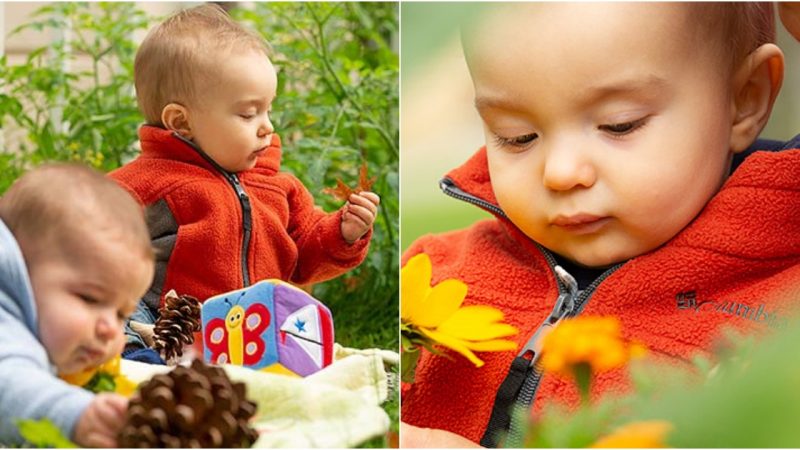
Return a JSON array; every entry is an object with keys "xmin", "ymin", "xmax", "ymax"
[{"xmin": 518, "ymin": 265, "xmax": 578, "ymax": 367}]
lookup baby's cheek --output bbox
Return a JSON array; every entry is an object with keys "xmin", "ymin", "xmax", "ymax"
[{"xmin": 110, "ymin": 329, "xmax": 126, "ymax": 356}]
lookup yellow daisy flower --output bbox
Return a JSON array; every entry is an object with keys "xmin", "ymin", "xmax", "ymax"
[{"xmin": 401, "ymin": 253, "xmax": 518, "ymax": 367}]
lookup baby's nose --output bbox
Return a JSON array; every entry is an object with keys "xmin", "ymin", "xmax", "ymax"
[
  {"xmin": 95, "ymin": 311, "xmax": 119, "ymax": 342},
  {"xmin": 542, "ymin": 147, "xmax": 597, "ymax": 191},
  {"xmin": 258, "ymin": 117, "xmax": 274, "ymax": 137}
]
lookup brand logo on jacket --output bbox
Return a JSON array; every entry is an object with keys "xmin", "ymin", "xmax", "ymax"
[{"xmin": 676, "ymin": 291, "xmax": 786, "ymax": 328}]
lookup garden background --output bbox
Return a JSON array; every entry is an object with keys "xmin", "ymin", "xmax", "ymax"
[{"xmin": 0, "ymin": 2, "xmax": 399, "ymax": 445}]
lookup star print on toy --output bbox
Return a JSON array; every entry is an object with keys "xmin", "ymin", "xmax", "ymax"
[{"xmin": 294, "ymin": 318, "xmax": 307, "ymax": 333}]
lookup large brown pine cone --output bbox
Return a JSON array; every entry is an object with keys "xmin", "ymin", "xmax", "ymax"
[
  {"xmin": 118, "ymin": 359, "xmax": 259, "ymax": 448},
  {"xmin": 153, "ymin": 290, "xmax": 201, "ymax": 362}
]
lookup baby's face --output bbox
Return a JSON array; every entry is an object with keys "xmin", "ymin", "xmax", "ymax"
[
  {"xmin": 30, "ymin": 233, "xmax": 153, "ymax": 374},
  {"xmin": 470, "ymin": 3, "xmax": 737, "ymax": 267},
  {"xmin": 189, "ymin": 49, "xmax": 277, "ymax": 173}
]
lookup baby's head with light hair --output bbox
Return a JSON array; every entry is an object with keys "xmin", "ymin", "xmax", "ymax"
[
  {"xmin": 134, "ymin": 4, "xmax": 278, "ymax": 174},
  {"xmin": 134, "ymin": 3, "xmax": 270, "ymax": 126},
  {"xmin": 0, "ymin": 163, "xmax": 155, "ymax": 374}
]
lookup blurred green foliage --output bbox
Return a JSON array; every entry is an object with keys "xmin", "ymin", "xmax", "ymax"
[
  {"xmin": 0, "ymin": 2, "xmax": 149, "ymax": 192},
  {"xmin": 0, "ymin": 3, "xmax": 398, "ymax": 441}
]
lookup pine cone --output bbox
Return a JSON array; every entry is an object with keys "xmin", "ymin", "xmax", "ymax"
[
  {"xmin": 118, "ymin": 359, "xmax": 259, "ymax": 448},
  {"xmin": 153, "ymin": 290, "xmax": 201, "ymax": 362}
]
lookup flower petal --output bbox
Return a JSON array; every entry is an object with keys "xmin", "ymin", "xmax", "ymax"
[
  {"xmin": 421, "ymin": 328, "xmax": 485, "ymax": 367},
  {"xmin": 438, "ymin": 306, "xmax": 518, "ymax": 340},
  {"xmin": 591, "ymin": 420, "xmax": 673, "ymax": 448},
  {"xmin": 463, "ymin": 339, "xmax": 518, "ymax": 352},
  {"xmin": 413, "ymin": 279, "xmax": 468, "ymax": 328},
  {"xmin": 401, "ymin": 253, "xmax": 432, "ymax": 321}
]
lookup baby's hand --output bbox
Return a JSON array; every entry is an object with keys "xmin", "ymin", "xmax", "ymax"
[
  {"xmin": 341, "ymin": 191, "xmax": 380, "ymax": 244},
  {"xmin": 73, "ymin": 393, "xmax": 128, "ymax": 448},
  {"xmin": 400, "ymin": 422, "xmax": 482, "ymax": 448}
]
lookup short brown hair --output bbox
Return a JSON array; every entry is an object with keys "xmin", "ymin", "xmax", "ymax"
[
  {"xmin": 0, "ymin": 163, "xmax": 154, "ymax": 262},
  {"xmin": 694, "ymin": 3, "xmax": 776, "ymax": 70},
  {"xmin": 134, "ymin": 4, "xmax": 270, "ymax": 125}
]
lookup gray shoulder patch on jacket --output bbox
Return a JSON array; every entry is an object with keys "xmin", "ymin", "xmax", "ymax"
[{"xmin": 144, "ymin": 199, "xmax": 178, "ymax": 312}]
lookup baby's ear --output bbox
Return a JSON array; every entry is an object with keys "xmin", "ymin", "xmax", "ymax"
[
  {"xmin": 161, "ymin": 103, "xmax": 192, "ymax": 138},
  {"xmin": 730, "ymin": 43, "xmax": 784, "ymax": 154}
]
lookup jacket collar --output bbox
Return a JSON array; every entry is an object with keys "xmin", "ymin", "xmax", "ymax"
[
  {"xmin": 443, "ymin": 142, "xmax": 800, "ymax": 261},
  {"xmin": 137, "ymin": 125, "xmax": 283, "ymax": 175}
]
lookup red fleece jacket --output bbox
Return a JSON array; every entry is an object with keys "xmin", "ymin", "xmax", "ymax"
[
  {"xmin": 401, "ymin": 146, "xmax": 800, "ymax": 444},
  {"xmin": 111, "ymin": 126, "xmax": 370, "ymax": 308}
]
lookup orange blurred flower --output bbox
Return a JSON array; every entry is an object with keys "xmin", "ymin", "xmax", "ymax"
[
  {"xmin": 591, "ymin": 420, "xmax": 673, "ymax": 448},
  {"xmin": 541, "ymin": 316, "xmax": 645, "ymax": 377}
]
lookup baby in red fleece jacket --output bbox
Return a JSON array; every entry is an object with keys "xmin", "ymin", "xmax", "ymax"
[
  {"xmin": 111, "ymin": 4, "xmax": 380, "ymax": 358},
  {"xmin": 402, "ymin": 3, "xmax": 794, "ymax": 447}
]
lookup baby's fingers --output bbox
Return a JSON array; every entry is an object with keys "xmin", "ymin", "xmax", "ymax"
[
  {"xmin": 84, "ymin": 432, "xmax": 120, "ymax": 449},
  {"xmin": 346, "ymin": 202, "xmax": 376, "ymax": 226},
  {"xmin": 352, "ymin": 191, "xmax": 380, "ymax": 206},
  {"xmin": 98, "ymin": 394, "xmax": 128, "ymax": 424},
  {"xmin": 349, "ymin": 192, "xmax": 379, "ymax": 213}
]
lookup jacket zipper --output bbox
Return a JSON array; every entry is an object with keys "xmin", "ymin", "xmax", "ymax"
[
  {"xmin": 440, "ymin": 175, "xmax": 624, "ymax": 446},
  {"xmin": 506, "ymin": 255, "xmax": 621, "ymax": 446},
  {"xmin": 229, "ymin": 175, "xmax": 252, "ymax": 287},
  {"xmin": 440, "ymin": 177, "xmax": 506, "ymax": 217},
  {"xmin": 173, "ymin": 133, "xmax": 252, "ymax": 287}
]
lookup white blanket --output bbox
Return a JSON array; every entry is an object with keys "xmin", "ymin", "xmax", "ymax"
[{"xmin": 121, "ymin": 345, "xmax": 395, "ymax": 448}]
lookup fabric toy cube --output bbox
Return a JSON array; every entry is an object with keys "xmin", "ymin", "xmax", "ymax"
[{"xmin": 201, "ymin": 279, "xmax": 335, "ymax": 377}]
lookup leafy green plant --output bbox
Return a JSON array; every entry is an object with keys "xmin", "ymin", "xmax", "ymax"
[{"xmin": 0, "ymin": 2, "xmax": 149, "ymax": 192}]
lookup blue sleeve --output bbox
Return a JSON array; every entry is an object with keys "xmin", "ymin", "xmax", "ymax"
[{"xmin": 0, "ymin": 301, "xmax": 93, "ymax": 445}]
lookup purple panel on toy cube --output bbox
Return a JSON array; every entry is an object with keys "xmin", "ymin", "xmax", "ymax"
[{"xmin": 274, "ymin": 284, "xmax": 335, "ymax": 377}]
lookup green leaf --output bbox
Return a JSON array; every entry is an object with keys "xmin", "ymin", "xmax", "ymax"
[
  {"xmin": 84, "ymin": 371, "xmax": 116, "ymax": 393},
  {"xmin": 17, "ymin": 418, "xmax": 78, "ymax": 448},
  {"xmin": 400, "ymin": 347, "xmax": 420, "ymax": 384}
]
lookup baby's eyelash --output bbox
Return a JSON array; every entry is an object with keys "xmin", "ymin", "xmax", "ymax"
[
  {"xmin": 598, "ymin": 117, "xmax": 649, "ymax": 137},
  {"xmin": 492, "ymin": 132, "xmax": 539, "ymax": 150},
  {"xmin": 79, "ymin": 294, "xmax": 99, "ymax": 305}
]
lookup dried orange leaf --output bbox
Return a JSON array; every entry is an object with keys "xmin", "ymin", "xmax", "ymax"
[
  {"xmin": 323, "ymin": 179, "xmax": 356, "ymax": 202},
  {"xmin": 323, "ymin": 161, "xmax": 376, "ymax": 202},
  {"xmin": 358, "ymin": 161, "xmax": 377, "ymax": 192}
]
